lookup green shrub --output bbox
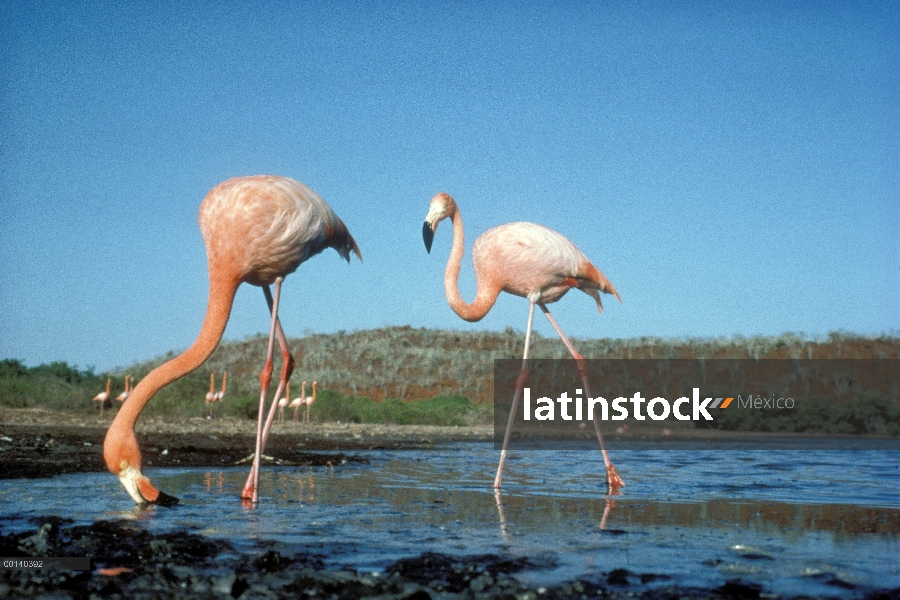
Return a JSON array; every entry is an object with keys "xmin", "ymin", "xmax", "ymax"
[
  {"xmin": 698, "ymin": 394, "xmax": 899, "ymax": 435},
  {"xmin": 310, "ymin": 391, "xmax": 490, "ymax": 426}
]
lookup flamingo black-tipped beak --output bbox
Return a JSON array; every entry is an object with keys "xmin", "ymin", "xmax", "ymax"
[
  {"xmin": 151, "ymin": 490, "xmax": 180, "ymax": 507},
  {"xmin": 423, "ymin": 221, "xmax": 434, "ymax": 253},
  {"xmin": 118, "ymin": 464, "xmax": 180, "ymax": 507}
]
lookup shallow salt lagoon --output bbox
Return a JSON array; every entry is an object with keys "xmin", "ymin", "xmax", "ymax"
[{"xmin": 1, "ymin": 443, "xmax": 898, "ymax": 597}]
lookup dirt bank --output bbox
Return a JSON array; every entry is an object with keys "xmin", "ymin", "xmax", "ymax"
[{"xmin": 0, "ymin": 408, "xmax": 492, "ymax": 479}]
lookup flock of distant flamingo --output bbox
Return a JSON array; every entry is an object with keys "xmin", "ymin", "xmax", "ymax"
[
  {"xmin": 276, "ymin": 380, "xmax": 317, "ymax": 423},
  {"xmin": 204, "ymin": 372, "xmax": 227, "ymax": 417},
  {"xmin": 97, "ymin": 370, "xmax": 318, "ymax": 424},
  {"xmin": 101, "ymin": 174, "xmax": 622, "ymax": 507}
]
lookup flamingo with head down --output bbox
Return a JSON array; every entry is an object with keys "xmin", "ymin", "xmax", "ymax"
[{"xmin": 103, "ymin": 175, "xmax": 360, "ymax": 507}]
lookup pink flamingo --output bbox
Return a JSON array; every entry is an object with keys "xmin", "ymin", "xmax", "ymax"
[
  {"xmin": 303, "ymin": 380, "xmax": 317, "ymax": 424},
  {"xmin": 116, "ymin": 376, "xmax": 132, "ymax": 403},
  {"xmin": 423, "ymin": 192, "xmax": 624, "ymax": 493},
  {"xmin": 289, "ymin": 380, "xmax": 304, "ymax": 422},
  {"xmin": 215, "ymin": 371, "xmax": 227, "ymax": 403},
  {"xmin": 209, "ymin": 371, "xmax": 227, "ymax": 419},
  {"xmin": 205, "ymin": 373, "xmax": 216, "ymax": 417},
  {"xmin": 104, "ymin": 175, "xmax": 360, "ymax": 506},
  {"xmin": 277, "ymin": 382, "xmax": 290, "ymax": 423},
  {"xmin": 93, "ymin": 378, "xmax": 111, "ymax": 416}
]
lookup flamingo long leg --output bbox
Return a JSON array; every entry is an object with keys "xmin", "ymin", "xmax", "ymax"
[
  {"xmin": 493, "ymin": 300, "xmax": 536, "ymax": 489},
  {"xmin": 539, "ymin": 303, "xmax": 624, "ymax": 493},
  {"xmin": 258, "ymin": 286, "xmax": 294, "ymax": 449},
  {"xmin": 241, "ymin": 278, "xmax": 294, "ymax": 503}
]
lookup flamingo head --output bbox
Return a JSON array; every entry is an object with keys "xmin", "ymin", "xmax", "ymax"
[
  {"xmin": 423, "ymin": 193, "xmax": 456, "ymax": 253},
  {"xmin": 104, "ymin": 423, "xmax": 179, "ymax": 507}
]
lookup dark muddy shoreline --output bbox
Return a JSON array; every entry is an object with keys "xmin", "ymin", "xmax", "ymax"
[
  {"xmin": 0, "ymin": 407, "xmax": 488, "ymax": 480},
  {"xmin": 0, "ymin": 423, "xmax": 430, "ymax": 480}
]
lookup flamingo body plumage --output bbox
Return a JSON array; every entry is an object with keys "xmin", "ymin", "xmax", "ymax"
[
  {"xmin": 474, "ymin": 221, "xmax": 618, "ymax": 309},
  {"xmin": 104, "ymin": 175, "xmax": 360, "ymax": 506}
]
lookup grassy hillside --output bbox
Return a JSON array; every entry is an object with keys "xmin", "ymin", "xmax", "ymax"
[{"xmin": 1, "ymin": 327, "xmax": 898, "ymax": 425}]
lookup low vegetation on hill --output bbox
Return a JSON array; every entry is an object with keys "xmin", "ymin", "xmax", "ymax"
[{"xmin": 0, "ymin": 328, "xmax": 897, "ymax": 433}]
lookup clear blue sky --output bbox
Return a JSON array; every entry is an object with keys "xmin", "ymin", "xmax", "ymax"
[{"xmin": 1, "ymin": 1, "xmax": 897, "ymax": 373}]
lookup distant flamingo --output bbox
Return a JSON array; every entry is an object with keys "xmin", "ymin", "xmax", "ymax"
[
  {"xmin": 215, "ymin": 371, "xmax": 227, "ymax": 403},
  {"xmin": 303, "ymin": 380, "xmax": 317, "ymax": 424},
  {"xmin": 104, "ymin": 175, "xmax": 360, "ymax": 506},
  {"xmin": 93, "ymin": 378, "xmax": 111, "ymax": 416},
  {"xmin": 277, "ymin": 382, "xmax": 290, "ymax": 423},
  {"xmin": 205, "ymin": 373, "xmax": 216, "ymax": 417},
  {"xmin": 116, "ymin": 376, "xmax": 132, "ymax": 403},
  {"xmin": 289, "ymin": 380, "xmax": 304, "ymax": 422},
  {"xmin": 207, "ymin": 371, "xmax": 227, "ymax": 419},
  {"xmin": 423, "ymin": 193, "xmax": 624, "ymax": 493}
]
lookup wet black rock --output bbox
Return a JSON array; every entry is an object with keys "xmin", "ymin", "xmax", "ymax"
[
  {"xmin": 607, "ymin": 567, "xmax": 634, "ymax": 586},
  {"xmin": 2, "ymin": 518, "xmax": 899, "ymax": 600},
  {"xmin": 385, "ymin": 551, "xmax": 541, "ymax": 593},
  {"xmin": 717, "ymin": 579, "xmax": 764, "ymax": 599}
]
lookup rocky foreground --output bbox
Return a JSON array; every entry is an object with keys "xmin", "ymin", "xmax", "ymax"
[{"xmin": 7, "ymin": 517, "xmax": 887, "ymax": 600}]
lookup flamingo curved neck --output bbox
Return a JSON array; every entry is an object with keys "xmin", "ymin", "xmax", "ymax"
[
  {"xmin": 443, "ymin": 209, "xmax": 497, "ymax": 322},
  {"xmin": 104, "ymin": 273, "xmax": 240, "ymax": 473}
]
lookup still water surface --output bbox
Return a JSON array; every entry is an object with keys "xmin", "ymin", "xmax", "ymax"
[{"xmin": 1, "ymin": 443, "xmax": 898, "ymax": 596}]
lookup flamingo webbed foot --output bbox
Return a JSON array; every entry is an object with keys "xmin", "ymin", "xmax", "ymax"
[
  {"xmin": 240, "ymin": 485, "xmax": 255, "ymax": 502},
  {"xmin": 606, "ymin": 464, "xmax": 625, "ymax": 495}
]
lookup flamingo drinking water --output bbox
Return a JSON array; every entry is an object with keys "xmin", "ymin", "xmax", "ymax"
[{"xmin": 103, "ymin": 175, "xmax": 360, "ymax": 506}]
